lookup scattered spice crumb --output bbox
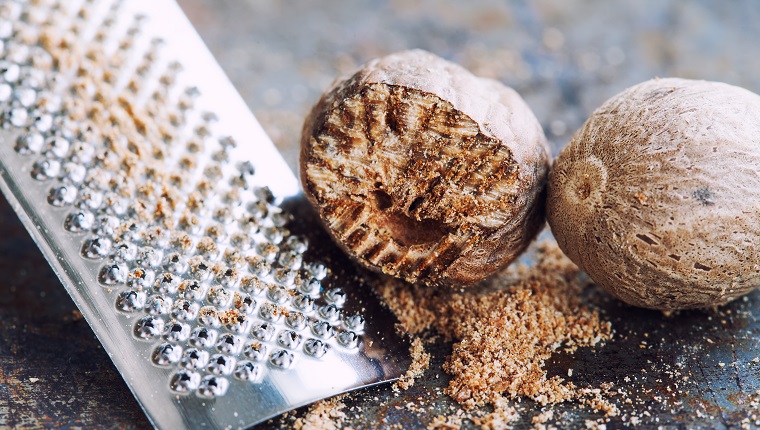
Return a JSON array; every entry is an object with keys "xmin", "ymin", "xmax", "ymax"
[
  {"xmin": 470, "ymin": 395, "xmax": 519, "ymax": 429},
  {"xmin": 64, "ymin": 309, "xmax": 84, "ymax": 322},
  {"xmin": 428, "ymin": 414, "xmax": 463, "ymax": 429},
  {"xmin": 584, "ymin": 418, "xmax": 607, "ymax": 429},
  {"xmin": 217, "ymin": 309, "xmax": 241, "ymax": 326},
  {"xmin": 292, "ymin": 395, "xmax": 351, "ymax": 430},
  {"xmin": 394, "ymin": 337, "xmax": 431, "ymax": 391},
  {"xmin": 532, "ymin": 409, "xmax": 554, "ymax": 425},
  {"xmin": 379, "ymin": 241, "xmax": 612, "ymax": 409}
]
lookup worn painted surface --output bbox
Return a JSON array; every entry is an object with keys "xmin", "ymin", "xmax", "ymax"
[{"xmin": 3, "ymin": 0, "xmax": 760, "ymax": 428}]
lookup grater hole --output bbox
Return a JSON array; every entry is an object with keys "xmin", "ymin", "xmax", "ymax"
[
  {"xmin": 268, "ymin": 350, "xmax": 294, "ymax": 369},
  {"xmin": 233, "ymin": 361, "xmax": 261, "ymax": 382},
  {"xmin": 181, "ymin": 348, "xmax": 209, "ymax": 370},
  {"xmin": 115, "ymin": 289, "xmax": 146, "ymax": 313},
  {"xmin": 134, "ymin": 316, "xmax": 165, "ymax": 340},
  {"xmin": 196, "ymin": 375, "xmax": 229, "ymax": 398},
  {"xmin": 152, "ymin": 342, "xmax": 182, "ymax": 366},
  {"xmin": 207, "ymin": 354, "xmax": 235, "ymax": 376},
  {"xmin": 169, "ymin": 371, "xmax": 200, "ymax": 393}
]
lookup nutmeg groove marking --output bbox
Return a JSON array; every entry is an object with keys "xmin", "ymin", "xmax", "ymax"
[
  {"xmin": 635, "ymin": 234, "xmax": 658, "ymax": 246},
  {"xmin": 301, "ymin": 50, "xmax": 549, "ymax": 287}
]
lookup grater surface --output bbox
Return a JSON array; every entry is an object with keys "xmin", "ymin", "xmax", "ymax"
[{"xmin": 0, "ymin": 0, "xmax": 410, "ymax": 428}]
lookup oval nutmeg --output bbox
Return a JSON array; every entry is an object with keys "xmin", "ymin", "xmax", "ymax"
[
  {"xmin": 300, "ymin": 49, "xmax": 550, "ymax": 287},
  {"xmin": 547, "ymin": 77, "xmax": 760, "ymax": 310}
]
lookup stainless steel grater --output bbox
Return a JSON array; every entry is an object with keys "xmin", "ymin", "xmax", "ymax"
[{"xmin": 0, "ymin": 0, "xmax": 410, "ymax": 428}]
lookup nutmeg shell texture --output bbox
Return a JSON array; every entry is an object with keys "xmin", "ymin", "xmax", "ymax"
[
  {"xmin": 547, "ymin": 78, "xmax": 760, "ymax": 310},
  {"xmin": 300, "ymin": 50, "xmax": 550, "ymax": 287}
]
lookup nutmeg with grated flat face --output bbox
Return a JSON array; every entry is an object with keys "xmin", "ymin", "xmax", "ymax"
[
  {"xmin": 300, "ymin": 50, "xmax": 550, "ymax": 287},
  {"xmin": 547, "ymin": 78, "xmax": 760, "ymax": 310}
]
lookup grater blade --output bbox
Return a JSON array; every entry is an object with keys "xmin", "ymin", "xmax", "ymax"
[{"xmin": 0, "ymin": 0, "xmax": 410, "ymax": 429}]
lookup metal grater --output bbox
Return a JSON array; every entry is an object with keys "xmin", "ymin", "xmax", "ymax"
[{"xmin": 0, "ymin": 0, "xmax": 410, "ymax": 428}]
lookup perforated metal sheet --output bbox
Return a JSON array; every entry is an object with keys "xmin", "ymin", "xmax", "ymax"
[{"xmin": 0, "ymin": 1, "xmax": 409, "ymax": 428}]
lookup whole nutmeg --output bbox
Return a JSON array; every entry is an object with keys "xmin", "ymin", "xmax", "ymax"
[
  {"xmin": 300, "ymin": 50, "xmax": 550, "ymax": 287},
  {"xmin": 547, "ymin": 78, "xmax": 760, "ymax": 310}
]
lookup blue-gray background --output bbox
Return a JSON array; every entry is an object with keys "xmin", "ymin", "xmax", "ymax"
[{"xmin": 179, "ymin": 0, "xmax": 760, "ymax": 167}]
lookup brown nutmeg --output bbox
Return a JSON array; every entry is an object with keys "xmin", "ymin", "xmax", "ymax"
[
  {"xmin": 300, "ymin": 50, "xmax": 550, "ymax": 287},
  {"xmin": 547, "ymin": 78, "xmax": 760, "ymax": 310}
]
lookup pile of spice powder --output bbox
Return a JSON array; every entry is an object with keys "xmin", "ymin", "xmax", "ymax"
[{"xmin": 377, "ymin": 241, "xmax": 613, "ymax": 409}]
